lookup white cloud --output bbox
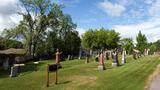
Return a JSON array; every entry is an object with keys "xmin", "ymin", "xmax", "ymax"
[
  {"xmin": 98, "ymin": 0, "xmax": 126, "ymax": 17},
  {"xmin": 144, "ymin": 0, "xmax": 155, "ymax": 4},
  {"xmin": 113, "ymin": 18, "xmax": 160, "ymax": 43},
  {"xmin": 149, "ymin": 0, "xmax": 160, "ymax": 17},
  {"xmin": 0, "ymin": 0, "xmax": 22, "ymax": 34},
  {"xmin": 76, "ymin": 28, "xmax": 86, "ymax": 37}
]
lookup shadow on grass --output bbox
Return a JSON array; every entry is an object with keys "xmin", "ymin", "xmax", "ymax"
[{"xmin": 58, "ymin": 81, "xmax": 72, "ymax": 84}]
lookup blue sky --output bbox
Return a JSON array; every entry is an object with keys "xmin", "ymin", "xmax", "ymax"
[
  {"xmin": 60, "ymin": 0, "xmax": 160, "ymax": 42},
  {"xmin": 0, "ymin": 0, "xmax": 160, "ymax": 42},
  {"xmin": 60, "ymin": 0, "xmax": 151, "ymax": 27}
]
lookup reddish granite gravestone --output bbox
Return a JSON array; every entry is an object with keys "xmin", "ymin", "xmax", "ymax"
[
  {"xmin": 98, "ymin": 50, "xmax": 106, "ymax": 70},
  {"xmin": 55, "ymin": 48, "xmax": 62, "ymax": 68}
]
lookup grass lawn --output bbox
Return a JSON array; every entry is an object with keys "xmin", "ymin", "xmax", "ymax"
[{"xmin": 0, "ymin": 55, "xmax": 160, "ymax": 90}]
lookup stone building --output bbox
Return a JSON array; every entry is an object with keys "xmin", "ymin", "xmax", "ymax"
[{"xmin": 0, "ymin": 48, "xmax": 26, "ymax": 70}]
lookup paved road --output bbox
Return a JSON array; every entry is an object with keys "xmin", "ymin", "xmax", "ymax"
[{"xmin": 149, "ymin": 75, "xmax": 160, "ymax": 90}]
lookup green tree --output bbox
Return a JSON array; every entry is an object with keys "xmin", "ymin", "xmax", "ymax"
[
  {"xmin": 64, "ymin": 31, "xmax": 81, "ymax": 55},
  {"xmin": 120, "ymin": 38, "xmax": 134, "ymax": 54},
  {"xmin": 82, "ymin": 28, "xmax": 120, "ymax": 50},
  {"xmin": 149, "ymin": 44, "xmax": 157, "ymax": 54},
  {"xmin": 82, "ymin": 29, "xmax": 96, "ymax": 50},
  {"xmin": 0, "ymin": 37, "xmax": 23, "ymax": 49},
  {"xmin": 136, "ymin": 31, "xmax": 148, "ymax": 53},
  {"xmin": 3, "ymin": 0, "xmax": 78, "ymax": 58},
  {"xmin": 154, "ymin": 40, "xmax": 160, "ymax": 51}
]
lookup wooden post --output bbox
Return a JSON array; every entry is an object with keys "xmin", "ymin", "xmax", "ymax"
[
  {"xmin": 55, "ymin": 64, "xmax": 58, "ymax": 84},
  {"xmin": 46, "ymin": 64, "xmax": 49, "ymax": 87}
]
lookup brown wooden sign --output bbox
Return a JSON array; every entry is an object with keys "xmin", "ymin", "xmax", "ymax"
[
  {"xmin": 46, "ymin": 64, "xmax": 58, "ymax": 87},
  {"xmin": 49, "ymin": 64, "xmax": 58, "ymax": 72}
]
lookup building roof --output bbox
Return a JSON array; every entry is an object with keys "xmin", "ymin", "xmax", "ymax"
[{"xmin": 0, "ymin": 48, "xmax": 26, "ymax": 55}]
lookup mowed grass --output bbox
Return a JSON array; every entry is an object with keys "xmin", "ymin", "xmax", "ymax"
[{"xmin": 0, "ymin": 55, "xmax": 160, "ymax": 90}]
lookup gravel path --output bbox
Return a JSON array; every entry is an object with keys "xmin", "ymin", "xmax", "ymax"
[{"xmin": 149, "ymin": 75, "xmax": 160, "ymax": 90}]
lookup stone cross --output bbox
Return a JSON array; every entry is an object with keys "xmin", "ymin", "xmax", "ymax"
[
  {"xmin": 98, "ymin": 50, "xmax": 106, "ymax": 70},
  {"xmin": 121, "ymin": 49, "xmax": 126, "ymax": 64}
]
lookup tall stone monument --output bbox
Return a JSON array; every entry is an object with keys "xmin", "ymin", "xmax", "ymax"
[
  {"xmin": 85, "ymin": 54, "xmax": 89, "ymax": 63},
  {"xmin": 98, "ymin": 50, "xmax": 106, "ymax": 70},
  {"xmin": 112, "ymin": 51, "xmax": 119, "ymax": 67},
  {"xmin": 121, "ymin": 49, "xmax": 126, "ymax": 64},
  {"xmin": 55, "ymin": 48, "xmax": 62, "ymax": 68}
]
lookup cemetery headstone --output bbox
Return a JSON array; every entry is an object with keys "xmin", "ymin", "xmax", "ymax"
[
  {"xmin": 112, "ymin": 51, "xmax": 119, "ymax": 67},
  {"xmin": 55, "ymin": 48, "xmax": 62, "ymax": 68},
  {"xmin": 144, "ymin": 49, "xmax": 147, "ymax": 56},
  {"xmin": 67, "ymin": 55, "xmax": 71, "ymax": 61},
  {"xmin": 98, "ymin": 50, "xmax": 106, "ymax": 70},
  {"xmin": 133, "ymin": 49, "xmax": 141, "ymax": 59},
  {"xmin": 14, "ymin": 64, "xmax": 25, "ymax": 73},
  {"xmin": 133, "ymin": 52, "xmax": 136, "ymax": 59},
  {"xmin": 121, "ymin": 49, "xmax": 126, "ymax": 64},
  {"xmin": 10, "ymin": 66, "xmax": 18, "ymax": 77},
  {"xmin": 95, "ymin": 54, "xmax": 99, "ymax": 62},
  {"xmin": 85, "ymin": 54, "xmax": 89, "ymax": 63},
  {"xmin": 78, "ymin": 45, "xmax": 82, "ymax": 59},
  {"xmin": 106, "ymin": 51, "xmax": 109, "ymax": 60},
  {"xmin": 33, "ymin": 62, "xmax": 39, "ymax": 71}
]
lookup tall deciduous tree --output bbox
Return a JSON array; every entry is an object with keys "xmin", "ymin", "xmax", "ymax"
[
  {"xmin": 82, "ymin": 28, "xmax": 120, "ymax": 51},
  {"xmin": 3, "ymin": 0, "xmax": 79, "ymax": 58},
  {"xmin": 120, "ymin": 38, "xmax": 134, "ymax": 54},
  {"xmin": 136, "ymin": 31, "xmax": 148, "ymax": 53}
]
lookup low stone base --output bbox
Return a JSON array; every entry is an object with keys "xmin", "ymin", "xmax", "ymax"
[
  {"xmin": 112, "ymin": 63, "xmax": 118, "ymax": 67},
  {"xmin": 98, "ymin": 65, "xmax": 106, "ymax": 70}
]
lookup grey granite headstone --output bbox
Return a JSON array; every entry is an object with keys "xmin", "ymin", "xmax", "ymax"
[
  {"xmin": 112, "ymin": 52, "xmax": 119, "ymax": 67},
  {"xmin": 67, "ymin": 55, "xmax": 71, "ymax": 61},
  {"xmin": 10, "ymin": 66, "xmax": 18, "ymax": 77},
  {"xmin": 121, "ymin": 50, "xmax": 126, "ymax": 64}
]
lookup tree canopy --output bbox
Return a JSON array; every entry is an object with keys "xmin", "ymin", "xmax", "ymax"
[
  {"xmin": 82, "ymin": 28, "xmax": 120, "ymax": 50},
  {"xmin": 136, "ymin": 31, "xmax": 148, "ymax": 53},
  {"xmin": 119, "ymin": 38, "xmax": 134, "ymax": 54},
  {"xmin": 2, "ymin": 0, "xmax": 81, "ymax": 58}
]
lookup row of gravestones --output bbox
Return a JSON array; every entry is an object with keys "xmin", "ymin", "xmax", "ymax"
[
  {"xmin": 84, "ymin": 49, "xmax": 126, "ymax": 70},
  {"xmin": 9, "ymin": 48, "xmax": 149, "ymax": 77},
  {"xmin": 97, "ymin": 49, "xmax": 127, "ymax": 70},
  {"xmin": 10, "ymin": 49, "xmax": 62, "ymax": 78},
  {"xmin": 10, "ymin": 62, "xmax": 38, "ymax": 77},
  {"xmin": 85, "ymin": 48, "xmax": 149, "ymax": 70}
]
